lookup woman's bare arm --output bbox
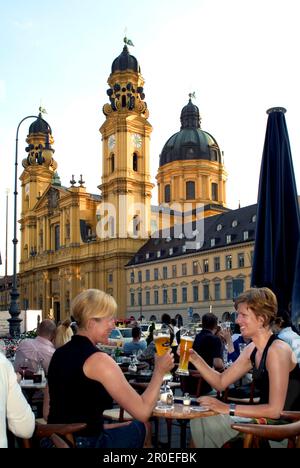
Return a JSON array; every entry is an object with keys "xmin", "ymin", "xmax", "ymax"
[
  {"xmin": 84, "ymin": 350, "xmax": 173, "ymax": 422},
  {"xmin": 189, "ymin": 347, "xmax": 252, "ymax": 391},
  {"xmin": 198, "ymin": 341, "xmax": 292, "ymax": 419}
]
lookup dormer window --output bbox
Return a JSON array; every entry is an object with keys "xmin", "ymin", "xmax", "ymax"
[
  {"xmin": 216, "ymin": 224, "xmax": 222, "ymax": 231},
  {"xmin": 243, "ymin": 230, "xmax": 249, "ymax": 241},
  {"xmin": 232, "ymin": 220, "xmax": 238, "ymax": 227},
  {"xmin": 157, "ymin": 251, "xmax": 161, "ymax": 258},
  {"xmin": 226, "ymin": 234, "xmax": 232, "ymax": 244},
  {"xmin": 252, "ymin": 215, "xmax": 257, "ymax": 223},
  {"xmin": 211, "ymin": 238, "xmax": 215, "ymax": 247}
]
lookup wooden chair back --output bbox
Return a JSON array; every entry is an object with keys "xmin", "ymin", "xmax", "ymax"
[
  {"xmin": 231, "ymin": 412, "xmax": 300, "ymax": 448},
  {"xmin": 22, "ymin": 422, "xmax": 87, "ymax": 448}
]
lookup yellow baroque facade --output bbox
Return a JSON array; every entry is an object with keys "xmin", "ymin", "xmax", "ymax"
[{"xmin": 18, "ymin": 42, "xmax": 254, "ymax": 323}]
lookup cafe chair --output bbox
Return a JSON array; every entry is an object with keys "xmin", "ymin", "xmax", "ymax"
[
  {"xmin": 103, "ymin": 406, "xmax": 133, "ymax": 423},
  {"xmin": 231, "ymin": 411, "xmax": 300, "ymax": 448},
  {"xmin": 222, "ymin": 380, "xmax": 260, "ymax": 404},
  {"xmin": 50, "ymin": 433, "xmax": 71, "ymax": 448},
  {"xmin": 21, "ymin": 421, "xmax": 87, "ymax": 448}
]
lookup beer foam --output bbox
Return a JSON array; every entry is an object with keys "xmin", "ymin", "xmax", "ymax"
[{"xmin": 181, "ymin": 336, "xmax": 194, "ymax": 342}]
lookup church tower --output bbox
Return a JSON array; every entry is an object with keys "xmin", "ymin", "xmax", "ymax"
[
  {"xmin": 156, "ymin": 97, "xmax": 228, "ymax": 218},
  {"xmin": 20, "ymin": 113, "xmax": 57, "ymax": 264},
  {"xmin": 99, "ymin": 41, "xmax": 153, "ymax": 239}
]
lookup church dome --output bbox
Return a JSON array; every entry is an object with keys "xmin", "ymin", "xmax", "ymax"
[
  {"xmin": 29, "ymin": 113, "xmax": 52, "ymax": 135},
  {"xmin": 111, "ymin": 45, "xmax": 141, "ymax": 73},
  {"xmin": 159, "ymin": 99, "xmax": 221, "ymax": 167}
]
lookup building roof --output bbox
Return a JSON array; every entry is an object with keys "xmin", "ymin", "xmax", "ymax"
[
  {"xmin": 127, "ymin": 204, "xmax": 257, "ymax": 266},
  {"xmin": 111, "ymin": 45, "xmax": 141, "ymax": 73},
  {"xmin": 159, "ymin": 99, "xmax": 222, "ymax": 167},
  {"xmin": 28, "ymin": 112, "xmax": 52, "ymax": 135}
]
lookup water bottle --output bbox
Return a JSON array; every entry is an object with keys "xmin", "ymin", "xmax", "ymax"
[{"xmin": 38, "ymin": 359, "xmax": 46, "ymax": 383}]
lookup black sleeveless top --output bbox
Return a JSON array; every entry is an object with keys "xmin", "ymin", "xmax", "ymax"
[
  {"xmin": 48, "ymin": 335, "xmax": 113, "ymax": 436},
  {"xmin": 250, "ymin": 334, "xmax": 300, "ymax": 410}
]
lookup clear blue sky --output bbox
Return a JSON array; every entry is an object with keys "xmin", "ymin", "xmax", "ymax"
[{"xmin": 1, "ymin": 0, "xmax": 300, "ymax": 275}]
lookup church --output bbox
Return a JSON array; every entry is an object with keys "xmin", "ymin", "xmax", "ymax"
[{"xmin": 17, "ymin": 42, "xmax": 255, "ymax": 324}]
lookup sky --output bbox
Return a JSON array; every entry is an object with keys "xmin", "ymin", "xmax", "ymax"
[{"xmin": 1, "ymin": 0, "xmax": 300, "ymax": 276}]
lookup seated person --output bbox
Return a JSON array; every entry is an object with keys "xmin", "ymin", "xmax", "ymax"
[
  {"xmin": 184, "ymin": 313, "xmax": 224, "ymax": 395},
  {"xmin": 123, "ymin": 327, "xmax": 147, "ymax": 355},
  {"xmin": 189, "ymin": 287, "xmax": 300, "ymax": 448},
  {"xmin": 0, "ymin": 353, "xmax": 35, "ymax": 447},
  {"xmin": 273, "ymin": 310, "xmax": 300, "ymax": 366},
  {"xmin": 14, "ymin": 319, "xmax": 56, "ymax": 375},
  {"xmin": 54, "ymin": 319, "xmax": 73, "ymax": 349},
  {"xmin": 47, "ymin": 289, "xmax": 174, "ymax": 448}
]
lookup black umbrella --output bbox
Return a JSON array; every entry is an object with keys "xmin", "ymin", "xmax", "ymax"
[{"xmin": 251, "ymin": 107, "xmax": 300, "ymax": 328}]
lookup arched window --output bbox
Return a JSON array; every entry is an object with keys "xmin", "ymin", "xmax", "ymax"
[
  {"xmin": 164, "ymin": 184, "xmax": 171, "ymax": 203},
  {"xmin": 133, "ymin": 153, "xmax": 138, "ymax": 172},
  {"xmin": 109, "ymin": 216, "xmax": 115, "ymax": 237},
  {"xmin": 212, "ymin": 183, "xmax": 218, "ymax": 201},
  {"xmin": 55, "ymin": 225, "xmax": 60, "ymax": 251},
  {"xmin": 133, "ymin": 215, "xmax": 140, "ymax": 237},
  {"xmin": 111, "ymin": 154, "xmax": 115, "ymax": 173},
  {"xmin": 186, "ymin": 181, "xmax": 195, "ymax": 200}
]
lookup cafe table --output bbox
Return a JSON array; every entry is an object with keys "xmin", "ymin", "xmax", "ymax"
[
  {"xmin": 20, "ymin": 379, "xmax": 47, "ymax": 413},
  {"xmin": 152, "ymin": 402, "xmax": 216, "ymax": 448}
]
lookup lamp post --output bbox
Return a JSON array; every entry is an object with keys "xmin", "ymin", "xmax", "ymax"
[{"xmin": 8, "ymin": 115, "xmax": 51, "ymax": 338}]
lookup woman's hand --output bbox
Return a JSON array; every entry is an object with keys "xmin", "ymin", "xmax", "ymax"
[
  {"xmin": 154, "ymin": 349, "xmax": 174, "ymax": 376},
  {"xmin": 198, "ymin": 396, "xmax": 229, "ymax": 415},
  {"xmin": 188, "ymin": 348, "xmax": 202, "ymax": 367}
]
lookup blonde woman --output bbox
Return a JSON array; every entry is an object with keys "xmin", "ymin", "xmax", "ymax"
[
  {"xmin": 47, "ymin": 289, "xmax": 173, "ymax": 448},
  {"xmin": 54, "ymin": 319, "xmax": 73, "ymax": 349},
  {"xmin": 189, "ymin": 287, "xmax": 300, "ymax": 448}
]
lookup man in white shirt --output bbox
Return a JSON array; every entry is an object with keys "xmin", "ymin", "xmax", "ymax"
[
  {"xmin": 14, "ymin": 319, "xmax": 56, "ymax": 375},
  {"xmin": 0, "ymin": 353, "xmax": 35, "ymax": 447}
]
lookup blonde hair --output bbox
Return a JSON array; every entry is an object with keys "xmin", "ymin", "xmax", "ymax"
[
  {"xmin": 54, "ymin": 319, "xmax": 73, "ymax": 348},
  {"xmin": 234, "ymin": 287, "xmax": 277, "ymax": 327},
  {"xmin": 71, "ymin": 289, "xmax": 117, "ymax": 329}
]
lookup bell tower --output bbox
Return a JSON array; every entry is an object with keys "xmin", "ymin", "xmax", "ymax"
[
  {"xmin": 99, "ymin": 41, "xmax": 153, "ymax": 239},
  {"xmin": 20, "ymin": 112, "xmax": 57, "ymax": 263}
]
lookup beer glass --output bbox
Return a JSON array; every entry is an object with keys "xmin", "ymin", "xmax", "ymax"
[
  {"xmin": 153, "ymin": 327, "xmax": 172, "ymax": 381},
  {"xmin": 176, "ymin": 327, "xmax": 195, "ymax": 376}
]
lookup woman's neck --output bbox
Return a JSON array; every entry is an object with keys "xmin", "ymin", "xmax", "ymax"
[
  {"xmin": 77, "ymin": 330, "xmax": 96, "ymax": 345},
  {"xmin": 251, "ymin": 328, "xmax": 273, "ymax": 351}
]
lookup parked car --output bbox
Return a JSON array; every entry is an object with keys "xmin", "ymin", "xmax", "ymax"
[
  {"xmin": 108, "ymin": 327, "xmax": 146, "ymax": 349},
  {"xmin": 138, "ymin": 323, "xmax": 153, "ymax": 339}
]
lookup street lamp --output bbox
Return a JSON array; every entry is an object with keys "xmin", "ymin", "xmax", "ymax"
[{"xmin": 8, "ymin": 114, "xmax": 51, "ymax": 338}]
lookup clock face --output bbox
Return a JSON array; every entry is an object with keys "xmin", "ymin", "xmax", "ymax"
[
  {"xmin": 108, "ymin": 134, "xmax": 116, "ymax": 151},
  {"xmin": 132, "ymin": 133, "xmax": 142, "ymax": 149}
]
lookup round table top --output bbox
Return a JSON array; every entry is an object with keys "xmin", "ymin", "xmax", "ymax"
[
  {"xmin": 152, "ymin": 403, "xmax": 216, "ymax": 420},
  {"xmin": 129, "ymin": 379, "xmax": 181, "ymax": 390}
]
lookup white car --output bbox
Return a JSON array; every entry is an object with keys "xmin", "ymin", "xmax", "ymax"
[{"xmin": 108, "ymin": 328, "xmax": 146, "ymax": 348}]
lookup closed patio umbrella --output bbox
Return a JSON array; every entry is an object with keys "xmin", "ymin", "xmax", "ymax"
[{"xmin": 251, "ymin": 107, "xmax": 300, "ymax": 328}]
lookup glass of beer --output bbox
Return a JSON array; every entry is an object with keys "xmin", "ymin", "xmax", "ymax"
[
  {"xmin": 176, "ymin": 327, "xmax": 196, "ymax": 376},
  {"xmin": 153, "ymin": 327, "xmax": 172, "ymax": 381}
]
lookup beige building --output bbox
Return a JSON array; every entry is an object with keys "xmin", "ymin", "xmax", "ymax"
[
  {"xmin": 126, "ymin": 205, "xmax": 256, "ymax": 323},
  {"xmin": 16, "ymin": 42, "xmax": 254, "ymax": 323}
]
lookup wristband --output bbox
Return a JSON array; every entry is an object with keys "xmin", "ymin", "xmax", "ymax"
[{"xmin": 229, "ymin": 403, "xmax": 236, "ymax": 416}]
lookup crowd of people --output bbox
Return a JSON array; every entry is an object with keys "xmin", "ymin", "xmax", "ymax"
[{"xmin": 1, "ymin": 286, "xmax": 300, "ymax": 448}]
